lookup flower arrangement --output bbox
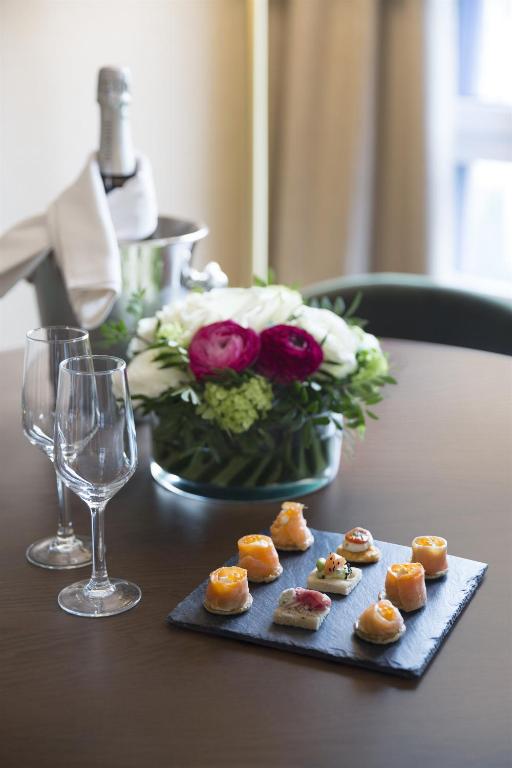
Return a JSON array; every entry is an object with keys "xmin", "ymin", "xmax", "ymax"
[{"xmin": 126, "ymin": 285, "xmax": 394, "ymax": 499}]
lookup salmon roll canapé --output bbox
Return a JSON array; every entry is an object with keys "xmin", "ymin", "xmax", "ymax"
[
  {"xmin": 270, "ymin": 501, "xmax": 314, "ymax": 551},
  {"xmin": 354, "ymin": 599, "xmax": 406, "ymax": 645},
  {"xmin": 204, "ymin": 566, "xmax": 253, "ymax": 615},
  {"xmin": 381, "ymin": 562, "xmax": 427, "ymax": 612},
  {"xmin": 411, "ymin": 536, "xmax": 449, "ymax": 579},
  {"xmin": 337, "ymin": 526, "xmax": 381, "ymax": 564},
  {"xmin": 237, "ymin": 534, "xmax": 283, "ymax": 583}
]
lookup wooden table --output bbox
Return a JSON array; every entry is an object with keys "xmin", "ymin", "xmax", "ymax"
[{"xmin": 1, "ymin": 340, "xmax": 511, "ymax": 768}]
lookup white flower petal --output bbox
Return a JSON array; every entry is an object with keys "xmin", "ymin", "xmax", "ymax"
[
  {"xmin": 291, "ymin": 306, "xmax": 358, "ymax": 379},
  {"xmin": 351, "ymin": 325, "xmax": 381, "ymax": 352},
  {"xmin": 127, "ymin": 349, "xmax": 189, "ymax": 400},
  {"xmin": 155, "ymin": 285, "xmax": 303, "ymax": 341},
  {"xmin": 136, "ymin": 316, "xmax": 158, "ymax": 343}
]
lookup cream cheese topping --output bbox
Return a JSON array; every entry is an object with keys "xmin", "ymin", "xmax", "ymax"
[
  {"xmin": 250, "ymin": 538, "xmax": 270, "ymax": 547},
  {"xmin": 278, "ymin": 588, "xmax": 296, "ymax": 607},
  {"xmin": 343, "ymin": 532, "xmax": 373, "ymax": 553}
]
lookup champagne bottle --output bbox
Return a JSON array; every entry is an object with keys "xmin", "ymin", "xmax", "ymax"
[{"xmin": 97, "ymin": 66, "xmax": 136, "ymax": 192}]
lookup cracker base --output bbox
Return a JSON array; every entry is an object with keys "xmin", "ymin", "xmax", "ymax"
[
  {"xmin": 273, "ymin": 533, "xmax": 314, "ymax": 552},
  {"xmin": 336, "ymin": 545, "xmax": 381, "ymax": 564},
  {"xmin": 247, "ymin": 563, "xmax": 283, "ymax": 583},
  {"xmin": 424, "ymin": 568, "xmax": 449, "ymax": 580},
  {"xmin": 354, "ymin": 620, "xmax": 406, "ymax": 645},
  {"xmin": 203, "ymin": 594, "xmax": 253, "ymax": 616},
  {"xmin": 307, "ymin": 567, "xmax": 362, "ymax": 595},
  {"xmin": 273, "ymin": 604, "xmax": 329, "ymax": 631}
]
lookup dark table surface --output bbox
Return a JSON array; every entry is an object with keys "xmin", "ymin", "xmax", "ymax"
[{"xmin": 1, "ymin": 340, "xmax": 511, "ymax": 768}]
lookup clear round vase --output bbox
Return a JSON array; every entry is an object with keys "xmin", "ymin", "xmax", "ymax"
[{"xmin": 150, "ymin": 413, "xmax": 343, "ymax": 502}]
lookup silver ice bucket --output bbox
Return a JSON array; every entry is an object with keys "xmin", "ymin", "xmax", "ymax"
[{"xmin": 32, "ymin": 216, "xmax": 227, "ymax": 355}]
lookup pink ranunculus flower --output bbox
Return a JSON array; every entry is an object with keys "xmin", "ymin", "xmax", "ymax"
[
  {"xmin": 188, "ymin": 320, "xmax": 261, "ymax": 380},
  {"xmin": 256, "ymin": 325, "xmax": 323, "ymax": 383}
]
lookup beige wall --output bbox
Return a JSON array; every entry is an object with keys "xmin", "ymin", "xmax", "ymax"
[{"xmin": 0, "ymin": 0, "xmax": 251, "ymax": 350}]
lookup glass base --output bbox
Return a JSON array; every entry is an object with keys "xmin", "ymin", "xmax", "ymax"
[
  {"xmin": 26, "ymin": 535, "xmax": 92, "ymax": 570},
  {"xmin": 58, "ymin": 578, "xmax": 141, "ymax": 618},
  {"xmin": 151, "ymin": 460, "xmax": 336, "ymax": 502},
  {"xmin": 151, "ymin": 412, "xmax": 343, "ymax": 502}
]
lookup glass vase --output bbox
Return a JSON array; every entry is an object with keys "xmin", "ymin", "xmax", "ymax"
[{"xmin": 150, "ymin": 413, "xmax": 342, "ymax": 502}]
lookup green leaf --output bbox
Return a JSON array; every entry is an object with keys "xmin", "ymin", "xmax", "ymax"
[
  {"xmin": 99, "ymin": 319, "xmax": 129, "ymax": 344},
  {"xmin": 126, "ymin": 288, "xmax": 146, "ymax": 319},
  {"xmin": 312, "ymin": 416, "xmax": 330, "ymax": 426},
  {"xmin": 345, "ymin": 316, "xmax": 368, "ymax": 328},
  {"xmin": 252, "ymin": 267, "xmax": 277, "ymax": 287},
  {"xmin": 344, "ymin": 291, "xmax": 363, "ymax": 318},
  {"xmin": 333, "ymin": 296, "xmax": 345, "ymax": 316}
]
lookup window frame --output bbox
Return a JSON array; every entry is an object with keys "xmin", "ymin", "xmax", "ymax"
[{"xmin": 433, "ymin": 0, "xmax": 512, "ymax": 297}]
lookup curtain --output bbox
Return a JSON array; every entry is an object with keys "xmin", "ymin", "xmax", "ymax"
[{"xmin": 269, "ymin": 0, "xmax": 431, "ymax": 287}]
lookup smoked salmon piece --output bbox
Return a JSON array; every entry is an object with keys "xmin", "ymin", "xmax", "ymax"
[
  {"xmin": 238, "ymin": 534, "xmax": 283, "ymax": 583},
  {"xmin": 270, "ymin": 501, "xmax": 314, "ymax": 551},
  {"xmin": 412, "ymin": 536, "xmax": 449, "ymax": 579},
  {"xmin": 383, "ymin": 562, "xmax": 427, "ymax": 612},
  {"xmin": 204, "ymin": 566, "xmax": 252, "ymax": 615},
  {"xmin": 354, "ymin": 599, "xmax": 406, "ymax": 644}
]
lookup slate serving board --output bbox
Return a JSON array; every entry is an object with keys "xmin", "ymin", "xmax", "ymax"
[{"xmin": 168, "ymin": 529, "xmax": 487, "ymax": 678}]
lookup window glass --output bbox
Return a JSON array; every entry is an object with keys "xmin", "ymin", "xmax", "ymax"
[
  {"xmin": 456, "ymin": 0, "xmax": 512, "ymax": 284},
  {"xmin": 458, "ymin": 0, "xmax": 512, "ymax": 106},
  {"xmin": 456, "ymin": 160, "xmax": 512, "ymax": 281}
]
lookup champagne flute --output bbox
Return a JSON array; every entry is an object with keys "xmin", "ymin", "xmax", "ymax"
[
  {"xmin": 22, "ymin": 327, "xmax": 93, "ymax": 568},
  {"xmin": 54, "ymin": 355, "xmax": 140, "ymax": 617}
]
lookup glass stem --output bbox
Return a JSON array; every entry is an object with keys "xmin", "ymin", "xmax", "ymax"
[
  {"xmin": 87, "ymin": 502, "xmax": 112, "ymax": 593},
  {"xmin": 55, "ymin": 473, "xmax": 75, "ymax": 542}
]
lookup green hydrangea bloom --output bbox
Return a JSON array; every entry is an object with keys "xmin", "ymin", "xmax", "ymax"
[
  {"xmin": 157, "ymin": 321, "xmax": 187, "ymax": 345},
  {"xmin": 352, "ymin": 348, "xmax": 389, "ymax": 384},
  {"xmin": 197, "ymin": 375, "xmax": 273, "ymax": 434}
]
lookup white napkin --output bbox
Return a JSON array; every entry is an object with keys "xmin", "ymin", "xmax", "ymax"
[{"xmin": 0, "ymin": 154, "xmax": 158, "ymax": 329}]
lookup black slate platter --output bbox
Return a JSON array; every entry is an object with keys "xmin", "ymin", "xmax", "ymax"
[{"xmin": 167, "ymin": 529, "xmax": 487, "ymax": 678}]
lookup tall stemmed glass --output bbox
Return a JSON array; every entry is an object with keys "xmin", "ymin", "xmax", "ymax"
[
  {"xmin": 54, "ymin": 355, "xmax": 140, "ymax": 617},
  {"xmin": 22, "ymin": 327, "xmax": 93, "ymax": 568}
]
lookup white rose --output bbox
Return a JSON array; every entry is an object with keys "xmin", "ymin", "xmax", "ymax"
[
  {"xmin": 351, "ymin": 325, "xmax": 381, "ymax": 352},
  {"xmin": 127, "ymin": 336, "xmax": 146, "ymax": 356},
  {"xmin": 291, "ymin": 305, "xmax": 358, "ymax": 378},
  {"xmin": 137, "ymin": 316, "xmax": 158, "ymax": 343},
  {"xmin": 232, "ymin": 285, "xmax": 303, "ymax": 331},
  {"xmin": 156, "ymin": 285, "xmax": 303, "ymax": 341},
  {"xmin": 126, "ymin": 349, "xmax": 190, "ymax": 400},
  {"xmin": 350, "ymin": 325, "xmax": 389, "ymax": 380},
  {"xmin": 127, "ymin": 316, "xmax": 159, "ymax": 356},
  {"xmin": 156, "ymin": 289, "xmax": 244, "ymax": 343}
]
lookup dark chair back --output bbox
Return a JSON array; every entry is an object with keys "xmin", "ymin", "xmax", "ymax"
[{"xmin": 303, "ymin": 273, "xmax": 512, "ymax": 356}]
